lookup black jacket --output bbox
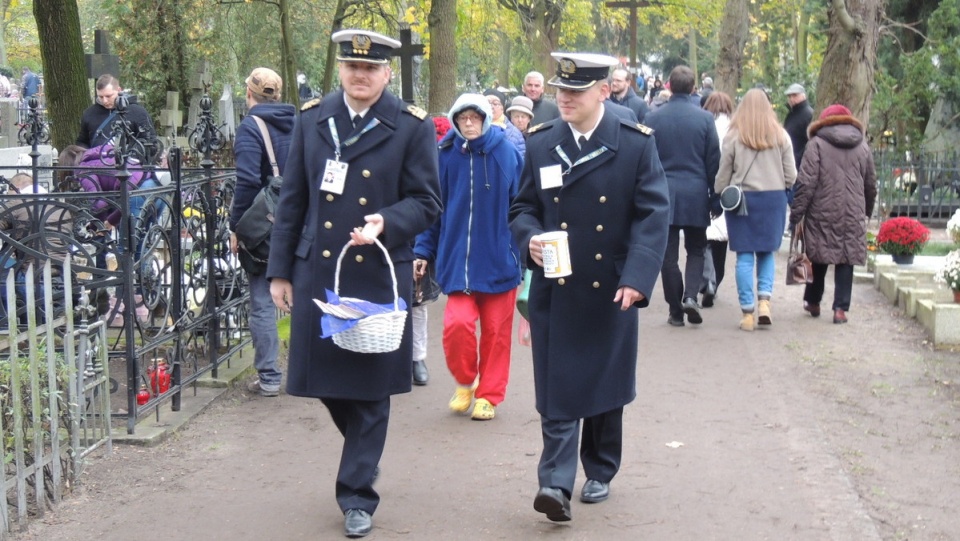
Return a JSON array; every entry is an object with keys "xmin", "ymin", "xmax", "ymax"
[
  {"xmin": 76, "ymin": 101, "xmax": 157, "ymax": 149},
  {"xmin": 609, "ymin": 86, "xmax": 649, "ymax": 123},
  {"xmin": 784, "ymin": 99, "xmax": 813, "ymax": 169}
]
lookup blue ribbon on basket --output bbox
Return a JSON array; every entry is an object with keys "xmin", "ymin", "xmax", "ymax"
[{"xmin": 318, "ymin": 289, "xmax": 407, "ymax": 339}]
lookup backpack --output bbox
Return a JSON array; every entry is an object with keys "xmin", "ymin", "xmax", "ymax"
[{"xmin": 233, "ymin": 116, "xmax": 282, "ymax": 275}]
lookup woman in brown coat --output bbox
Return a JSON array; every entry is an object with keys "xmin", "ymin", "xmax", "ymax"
[{"xmin": 789, "ymin": 104, "xmax": 877, "ymax": 324}]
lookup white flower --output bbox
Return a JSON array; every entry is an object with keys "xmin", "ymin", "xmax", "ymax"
[
  {"xmin": 947, "ymin": 209, "xmax": 960, "ymax": 245},
  {"xmin": 934, "ymin": 249, "xmax": 960, "ymax": 291}
]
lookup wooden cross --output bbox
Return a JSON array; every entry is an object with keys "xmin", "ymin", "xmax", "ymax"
[
  {"xmin": 392, "ymin": 28, "xmax": 425, "ymax": 104},
  {"xmin": 84, "ymin": 29, "xmax": 120, "ymax": 80},
  {"xmin": 605, "ymin": 1, "xmax": 651, "ymax": 89}
]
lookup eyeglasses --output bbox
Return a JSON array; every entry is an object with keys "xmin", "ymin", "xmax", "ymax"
[
  {"xmin": 457, "ymin": 113, "xmax": 483, "ymax": 124},
  {"xmin": 487, "ymin": 100, "xmax": 503, "ymax": 108}
]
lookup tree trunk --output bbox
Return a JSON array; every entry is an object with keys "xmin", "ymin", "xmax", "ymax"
[
  {"xmin": 427, "ymin": 0, "xmax": 456, "ymax": 114},
  {"xmin": 797, "ymin": 8, "xmax": 810, "ymax": 70},
  {"xmin": 278, "ymin": 0, "xmax": 299, "ymax": 108},
  {"xmin": 34, "ymin": 0, "xmax": 88, "ymax": 152},
  {"xmin": 715, "ymin": 0, "xmax": 749, "ymax": 96},
  {"xmin": 321, "ymin": 0, "xmax": 348, "ymax": 95},
  {"xmin": 814, "ymin": 0, "xmax": 882, "ymax": 125}
]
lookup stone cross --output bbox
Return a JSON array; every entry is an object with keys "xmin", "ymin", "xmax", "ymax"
[
  {"xmin": 159, "ymin": 91, "xmax": 183, "ymax": 139},
  {"xmin": 84, "ymin": 29, "xmax": 120, "ymax": 81},
  {"xmin": 186, "ymin": 60, "xmax": 213, "ymax": 131},
  {"xmin": 218, "ymin": 84, "xmax": 236, "ymax": 140},
  {"xmin": 392, "ymin": 28, "xmax": 425, "ymax": 104}
]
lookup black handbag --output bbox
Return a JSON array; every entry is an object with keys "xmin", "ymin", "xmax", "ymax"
[
  {"xmin": 720, "ymin": 149, "xmax": 758, "ymax": 216},
  {"xmin": 233, "ymin": 116, "xmax": 282, "ymax": 275}
]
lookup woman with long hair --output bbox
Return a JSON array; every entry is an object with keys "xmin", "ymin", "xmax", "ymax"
[
  {"xmin": 699, "ymin": 92, "xmax": 736, "ymax": 307},
  {"xmin": 714, "ymin": 89, "xmax": 797, "ymax": 331}
]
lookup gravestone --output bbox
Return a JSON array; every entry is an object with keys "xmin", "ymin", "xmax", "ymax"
[
  {"xmin": 218, "ymin": 84, "xmax": 236, "ymax": 140},
  {"xmin": 186, "ymin": 61, "xmax": 213, "ymax": 131},
  {"xmin": 159, "ymin": 91, "xmax": 182, "ymax": 138},
  {"xmin": 0, "ymin": 98, "xmax": 19, "ymax": 148},
  {"xmin": 85, "ymin": 29, "xmax": 120, "ymax": 81}
]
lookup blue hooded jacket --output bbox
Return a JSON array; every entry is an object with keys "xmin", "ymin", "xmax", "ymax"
[{"xmin": 415, "ymin": 94, "xmax": 523, "ymax": 294}]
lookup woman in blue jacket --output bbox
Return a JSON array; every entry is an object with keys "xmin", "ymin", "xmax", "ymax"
[{"xmin": 414, "ymin": 94, "xmax": 523, "ymax": 421}]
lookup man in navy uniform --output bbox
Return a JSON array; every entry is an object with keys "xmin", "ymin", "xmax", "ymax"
[
  {"xmin": 267, "ymin": 29, "xmax": 441, "ymax": 538},
  {"xmin": 510, "ymin": 52, "xmax": 670, "ymax": 522}
]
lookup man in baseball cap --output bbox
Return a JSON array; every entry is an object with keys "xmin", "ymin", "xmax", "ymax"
[{"xmin": 245, "ymin": 67, "xmax": 282, "ymax": 100}]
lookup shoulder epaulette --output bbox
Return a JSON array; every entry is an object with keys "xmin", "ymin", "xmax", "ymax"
[
  {"xmin": 628, "ymin": 123, "xmax": 653, "ymax": 136},
  {"xmin": 527, "ymin": 123, "xmax": 553, "ymax": 135},
  {"xmin": 300, "ymin": 98, "xmax": 321, "ymax": 111},
  {"xmin": 404, "ymin": 104, "xmax": 427, "ymax": 120}
]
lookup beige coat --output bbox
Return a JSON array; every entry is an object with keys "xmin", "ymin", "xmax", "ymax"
[{"xmin": 714, "ymin": 130, "xmax": 797, "ymax": 193}]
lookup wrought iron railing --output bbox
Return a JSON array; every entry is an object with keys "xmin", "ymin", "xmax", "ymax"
[{"xmin": 873, "ymin": 148, "xmax": 960, "ymax": 223}]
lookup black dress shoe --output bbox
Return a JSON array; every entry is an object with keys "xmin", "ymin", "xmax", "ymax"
[
  {"xmin": 682, "ymin": 297, "xmax": 703, "ymax": 324},
  {"xmin": 344, "ymin": 509, "xmax": 372, "ymax": 538},
  {"xmin": 412, "ymin": 360, "xmax": 429, "ymax": 385},
  {"xmin": 579, "ymin": 479, "xmax": 610, "ymax": 503},
  {"xmin": 667, "ymin": 314, "xmax": 685, "ymax": 327},
  {"xmin": 701, "ymin": 293, "xmax": 715, "ymax": 308},
  {"xmin": 533, "ymin": 487, "xmax": 572, "ymax": 522}
]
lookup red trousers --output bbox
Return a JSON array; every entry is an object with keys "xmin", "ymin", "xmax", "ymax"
[{"xmin": 443, "ymin": 290, "xmax": 516, "ymax": 405}]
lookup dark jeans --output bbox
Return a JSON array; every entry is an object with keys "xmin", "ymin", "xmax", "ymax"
[
  {"xmin": 803, "ymin": 263, "xmax": 854, "ymax": 311},
  {"xmin": 661, "ymin": 225, "xmax": 707, "ymax": 316}
]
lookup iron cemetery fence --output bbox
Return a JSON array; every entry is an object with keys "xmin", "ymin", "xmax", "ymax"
[
  {"xmin": 873, "ymin": 148, "xmax": 960, "ymax": 223},
  {"xmin": 0, "ymin": 98, "xmax": 249, "ymax": 532}
]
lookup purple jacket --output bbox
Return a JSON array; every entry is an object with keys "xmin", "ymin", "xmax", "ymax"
[{"xmin": 76, "ymin": 144, "xmax": 149, "ymax": 226}]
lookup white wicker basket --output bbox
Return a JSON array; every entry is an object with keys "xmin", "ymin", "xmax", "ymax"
[{"xmin": 329, "ymin": 239, "xmax": 407, "ymax": 354}]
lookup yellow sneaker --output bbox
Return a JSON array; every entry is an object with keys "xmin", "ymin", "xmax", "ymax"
[
  {"xmin": 471, "ymin": 398, "xmax": 496, "ymax": 421},
  {"xmin": 449, "ymin": 385, "xmax": 474, "ymax": 413}
]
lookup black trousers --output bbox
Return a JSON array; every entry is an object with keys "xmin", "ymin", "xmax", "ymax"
[
  {"xmin": 321, "ymin": 397, "xmax": 391, "ymax": 515},
  {"xmin": 661, "ymin": 225, "xmax": 707, "ymax": 316},
  {"xmin": 538, "ymin": 407, "xmax": 623, "ymax": 497},
  {"xmin": 803, "ymin": 263, "xmax": 854, "ymax": 311}
]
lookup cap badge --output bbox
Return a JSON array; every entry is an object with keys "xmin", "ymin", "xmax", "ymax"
[
  {"xmin": 559, "ymin": 59, "xmax": 576, "ymax": 77},
  {"xmin": 352, "ymin": 35, "xmax": 372, "ymax": 55}
]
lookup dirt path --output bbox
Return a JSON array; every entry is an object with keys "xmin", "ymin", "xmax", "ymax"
[{"xmin": 13, "ymin": 252, "xmax": 960, "ymax": 541}]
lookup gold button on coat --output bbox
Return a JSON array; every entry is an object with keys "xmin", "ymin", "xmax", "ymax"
[
  {"xmin": 324, "ymin": 221, "xmax": 333, "ymax": 229},
  {"xmin": 560, "ymin": 223, "xmax": 568, "ymax": 230},
  {"xmin": 596, "ymin": 225, "xmax": 604, "ymax": 232},
  {"xmin": 599, "ymin": 196, "xmax": 607, "ymax": 203},
  {"xmin": 362, "ymin": 170, "xmax": 372, "ymax": 178},
  {"xmin": 322, "ymin": 250, "xmax": 331, "ymax": 258},
  {"xmin": 359, "ymin": 197, "xmax": 368, "ymax": 205},
  {"xmin": 557, "ymin": 278, "xmax": 565, "ymax": 285},
  {"xmin": 595, "ymin": 253, "xmax": 602, "ymax": 260},
  {"xmin": 326, "ymin": 194, "xmax": 335, "ymax": 202},
  {"xmin": 554, "ymin": 197, "xmax": 559, "ymax": 203},
  {"xmin": 355, "ymin": 255, "xmax": 364, "ymax": 263},
  {"xmin": 592, "ymin": 282, "xmax": 600, "ymax": 288}
]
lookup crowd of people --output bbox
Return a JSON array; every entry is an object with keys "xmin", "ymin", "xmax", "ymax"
[{"xmin": 0, "ymin": 28, "xmax": 878, "ymax": 540}]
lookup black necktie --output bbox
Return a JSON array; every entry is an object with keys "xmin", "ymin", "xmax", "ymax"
[
  {"xmin": 577, "ymin": 135, "xmax": 587, "ymax": 157},
  {"xmin": 352, "ymin": 114, "xmax": 362, "ymax": 129}
]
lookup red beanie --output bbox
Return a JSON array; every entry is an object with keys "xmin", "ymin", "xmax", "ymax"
[{"xmin": 820, "ymin": 104, "xmax": 852, "ymax": 120}]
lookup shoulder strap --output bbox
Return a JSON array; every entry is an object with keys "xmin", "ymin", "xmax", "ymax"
[
  {"xmin": 250, "ymin": 115, "xmax": 280, "ymax": 177},
  {"xmin": 736, "ymin": 149, "xmax": 759, "ymax": 186}
]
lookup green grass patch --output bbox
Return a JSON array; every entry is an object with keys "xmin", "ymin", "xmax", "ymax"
[
  {"xmin": 920, "ymin": 242, "xmax": 958, "ymax": 256},
  {"xmin": 277, "ymin": 315, "xmax": 291, "ymax": 342}
]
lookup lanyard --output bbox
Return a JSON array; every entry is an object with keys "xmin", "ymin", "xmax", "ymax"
[
  {"xmin": 555, "ymin": 144, "xmax": 607, "ymax": 176},
  {"xmin": 328, "ymin": 116, "xmax": 380, "ymax": 161}
]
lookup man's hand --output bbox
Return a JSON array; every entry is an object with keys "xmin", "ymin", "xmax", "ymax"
[
  {"xmin": 528, "ymin": 234, "xmax": 545, "ymax": 267},
  {"xmin": 614, "ymin": 286, "xmax": 645, "ymax": 311},
  {"xmin": 229, "ymin": 232, "xmax": 238, "ymax": 255},
  {"xmin": 271, "ymin": 278, "xmax": 293, "ymax": 314},
  {"xmin": 414, "ymin": 259, "xmax": 428, "ymax": 279},
  {"xmin": 350, "ymin": 214, "xmax": 384, "ymax": 245}
]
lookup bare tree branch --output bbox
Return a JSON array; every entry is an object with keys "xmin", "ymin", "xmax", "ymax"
[{"xmin": 832, "ymin": 0, "xmax": 861, "ymax": 36}]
